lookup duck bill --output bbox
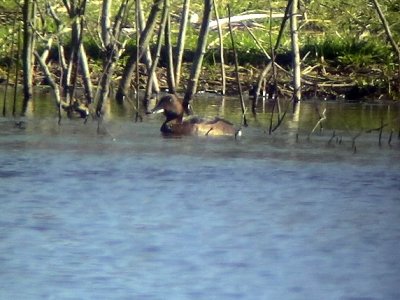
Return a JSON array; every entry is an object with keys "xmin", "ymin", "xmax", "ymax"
[
  {"xmin": 151, "ymin": 108, "xmax": 165, "ymax": 114},
  {"xmin": 146, "ymin": 107, "xmax": 164, "ymax": 115}
]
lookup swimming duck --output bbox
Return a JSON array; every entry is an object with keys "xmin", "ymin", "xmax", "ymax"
[{"xmin": 148, "ymin": 94, "xmax": 240, "ymax": 137}]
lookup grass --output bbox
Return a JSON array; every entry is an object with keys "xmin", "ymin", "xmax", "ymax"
[{"xmin": 302, "ymin": 36, "xmax": 394, "ymax": 67}]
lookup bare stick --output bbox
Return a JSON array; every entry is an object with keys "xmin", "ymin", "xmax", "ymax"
[
  {"xmin": 228, "ymin": 4, "xmax": 247, "ymax": 127},
  {"xmin": 138, "ymin": 0, "xmax": 160, "ymax": 94},
  {"xmin": 183, "ymin": 0, "xmax": 213, "ymax": 114},
  {"xmin": 165, "ymin": 10, "xmax": 176, "ymax": 94},
  {"xmin": 290, "ymin": 0, "xmax": 301, "ymax": 103},
  {"xmin": 388, "ymin": 129, "xmax": 393, "ymax": 146},
  {"xmin": 268, "ymin": 0, "xmax": 279, "ymax": 119},
  {"xmin": 34, "ymin": 51, "xmax": 89, "ymax": 122},
  {"xmin": 270, "ymin": 99, "xmax": 290, "ymax": 133},
  {"xmin": 95, "ymin": 0, "xmax": 130, "ymax": 116},
  {"xmin": 371, "ymin": 0, "xmax": 400, "ymax": 88},
  {"xmin": 34, "ymin": 51, "xmax": 62, "ymax": 121},
  {"xmin": 365, "ymin": 122, "xmax": 388, "ymax": 133},
  {"xmin": 352, "ymin": 131, "xmax": 362, "ymax": 154},
  {"xmin": 13, "ymin": 25, "xmax": 22, "ymax": 117},
  {"xmin": 268, "ymin": 100, "xmax": 276, "ymax": 134},
  {"xmin": 116, "ymin": 0, "xmax": 164, "ymax": 103},
  {"xmin": 253, "ymin": 0, "xmax": 292, "ymax": 110},
  {"xmin": 309, "ymin": 108, "xmax": 326, "ymax": 137},
  {"xmin": 212, "ymin": 0, "xmax": 226, "ymax": 95},
  {"xmin": 22, "ymin": 0, "xmax": 35, "ymax": 103},
  {"xmin": 174, "ymin": 0, "xmax": 191, "ymax": 88},
  {"xmin": 378, "ymin": 118, "xmax": 383, "ymax": 147},
  {"xmin": 144, "ymin": 0, "xmax": 169, "ymax": 107},
  {"xmin": 3, "ymin": 16, "xmax": 18, "ymax": 116},
  {"xmin": 328, "ymin": 130, "xmax": 336, "ymax": 145},
  {"xmin": 135, "ymin": 0, "xmax": 141, "ymax": 122},
  {"xmin": 244, "ymin": 23, "xmax": 270, "ymax": 59}
]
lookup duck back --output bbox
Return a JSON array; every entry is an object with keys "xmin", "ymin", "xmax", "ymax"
[{"xmin": 191, "ymin": 117, "xmax": 236, "ymax": 136}]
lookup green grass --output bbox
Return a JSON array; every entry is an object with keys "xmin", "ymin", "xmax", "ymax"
[{"xmin": 301, "ymin": 36, "xmax": 394, "ymax": 67}]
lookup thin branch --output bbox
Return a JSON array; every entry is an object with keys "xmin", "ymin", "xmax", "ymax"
[
  {"xmin": 174, "ymin": 0, "xmax": 191, "ymax": 88},
  {"xmin": 309, "ymin": 108, "xmax": 327, "ymax": 136},
  {"xmin": 212, "ymin": 0, "xmax": 226, "ymax": 95},
  {"xmin": 144, "ymin": 0, "xmax": 169, "ymax": 106},
  {"xmin": 228, "ymin": 4, "xmax": 247, "ymax": 127}
]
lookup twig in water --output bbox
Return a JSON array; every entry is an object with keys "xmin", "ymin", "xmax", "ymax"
[
  {"xmin": 97, "ymin": 115, "xmax": 102, "ymax": 134},
  {"xmin": 327, "ymin": 130, "xmax": 336, "ymax": 145},
  {"xmin": 365, "ymin": 118, "xmax": 388, "ymax": 146},
  {"xmin": 352, "ymin": 131, "xmax": 362, "ymax": 153},
  {"xmin": 398, "ymin": 123, "xmax": 400, "ymax": 139},
  {"xmin": 268, "ymin": 100, "xmax": 276, "ymax": 134},
  {"xmin": 388, "ymin": 129, "xmax": 393, "ymax": 146},
  {"xmin": 365, "ymin": 123, "xmax": 388, "ymax": 133},
  {"xmin": 205, "ymin": 128, "xmax": 213, "ymax": 136},
  {"xmin": 268, "ymin": 98, "xmax": 290, "ymax": 134},
  {"xmin": 271, "ymin": 109, "xmax": 288, "ymax": 133},
  {"xmin": 378, "ymin": 117, "xmax": 387, "ymax": 147},
  {"xmin": 309, "ymin": 108, "xmax": 326, "ymax": 137}
]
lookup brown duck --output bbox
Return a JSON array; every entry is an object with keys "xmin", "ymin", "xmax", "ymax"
[{"xmin": 148, "ymin": 94, "xmax": 241, "ymax": 137}]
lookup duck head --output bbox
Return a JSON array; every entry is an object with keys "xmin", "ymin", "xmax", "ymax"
[{"xmin": 148, "ymin": 94, "xmax": 184, "ymax": 123}]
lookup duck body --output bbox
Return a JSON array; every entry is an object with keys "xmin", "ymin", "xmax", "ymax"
[
  {"xmin": 149, "ymin": 94, "xmax": 239, "ymax": 137},
  {"xmin": 162, "ymin": 116, "xmax": 237, "ymax": 136}
]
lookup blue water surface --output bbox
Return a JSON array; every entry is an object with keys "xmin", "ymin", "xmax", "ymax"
[{"xmin": 0, "ymin": 116, "xmax": 400, "ymax": 300}]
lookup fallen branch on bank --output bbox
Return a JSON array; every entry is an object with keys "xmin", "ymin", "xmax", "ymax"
[{"xmin": 208, "ymin": 13, "xmax": 285, "ymax": 29}]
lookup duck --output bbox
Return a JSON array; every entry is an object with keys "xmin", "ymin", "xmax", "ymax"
[{"xmin": 147, "ymin": 94, "xmax": 241, "ymax": 137}]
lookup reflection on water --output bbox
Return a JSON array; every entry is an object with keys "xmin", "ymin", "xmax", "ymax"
[
  {"xmin": 1, "ymin": 90, "xmax": 400, "ymax": 299},
  {"xmin": 1, "ymin": 86, "xmax": 400, "ymax": 132}
]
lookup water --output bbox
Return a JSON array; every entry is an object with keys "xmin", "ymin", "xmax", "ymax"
[{"xmin": 1, "ymin": 94, "xmax": 400, "ymax": 299}]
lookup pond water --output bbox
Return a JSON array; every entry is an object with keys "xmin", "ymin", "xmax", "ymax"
[{"xmin": 1, "ymin": 90, "xmax": 400, "ymax": 299}]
